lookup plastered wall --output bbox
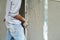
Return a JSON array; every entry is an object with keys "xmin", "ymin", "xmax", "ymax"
[
  {"xmin": 48, "ymin": 1, "xmax": 60, "ymax": 40},
  {"xmin": 26, "ymin": 0, "xmax": 43, "ymax": 40},
  {"xmin": 0, "ymin": 0, "xmax": 6, "ymax": 40}
]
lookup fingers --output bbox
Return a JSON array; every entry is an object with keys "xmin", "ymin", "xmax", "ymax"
[{"xmin": 23, "ymin": 20, "xmax": 28, "ymax": 28}]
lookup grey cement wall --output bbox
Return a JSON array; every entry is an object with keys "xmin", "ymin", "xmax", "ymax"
[
  {"xmin": 48, "ymin": 1, "xmax": 60, "ymax": 40},
  {"xmin": 0, "ymin": 0, "xmax": 6, "ymax": 40},
  {"xmin": 26, "ymin": 0, "xmax": 43, "ymax": 40}
]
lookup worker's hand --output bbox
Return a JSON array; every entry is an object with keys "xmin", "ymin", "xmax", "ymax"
[
  {"xmin": 21, "ymin": 19, "xmax": 28, "ymax": 28},
  {"xmin": 23, "ymin": 20, "xmax": 28, "ymax": 28}
]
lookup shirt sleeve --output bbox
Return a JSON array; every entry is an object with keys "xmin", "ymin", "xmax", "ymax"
[{"xmin": 10, "ymin": 0, "xmax": 22, "ymax": 17}]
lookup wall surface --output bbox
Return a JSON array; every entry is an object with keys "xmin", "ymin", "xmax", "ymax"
[
  {"xmin": 27, "ymin": 0, "xmax": 43, "ymax": 40},
  {"xmin": 48, "ymin": 1, "xmax": 60, "ymax": 40},
  {"xmin": 0, "ymin": 0, "xmax": 6, "ymax": 40}
]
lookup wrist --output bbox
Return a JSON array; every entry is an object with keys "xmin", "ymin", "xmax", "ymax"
[{"xmin": 21, "ymin": 18, "xmax": 26, "ymax": 23}]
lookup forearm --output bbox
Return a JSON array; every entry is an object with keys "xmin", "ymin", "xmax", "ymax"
[
  {"xmin": 13, "ymin": 12, "xmax": 28, "ymax": 27},
  {"xmin": 13, "ymin": 13, "xmax": 25, "ymax": 23}
]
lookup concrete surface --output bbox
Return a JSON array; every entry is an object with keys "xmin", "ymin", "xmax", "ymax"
[
  {"xmin": 48, "ymin": 1, "xmax": 60, "ymax": 40},
  {"xmin": 0, "ymin": 0, "xmax": 6, "ymax": 40}
]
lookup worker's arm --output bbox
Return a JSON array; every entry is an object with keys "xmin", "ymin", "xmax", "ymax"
[
  {"xmin": 14, "ymin": 13, "xmax": 25, "ymax": 23},
  {"xmin": 13, "ymin": 13, "xmax": 28, "ymax": 27}
]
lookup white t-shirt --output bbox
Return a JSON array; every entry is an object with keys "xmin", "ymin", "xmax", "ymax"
[{"xmin": 5, "ymin": 0, "xmax": 22, "ymax": 24}]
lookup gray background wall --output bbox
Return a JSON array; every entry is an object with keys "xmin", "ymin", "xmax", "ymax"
[
  {"xmin": 26, "ymin": 0, "xmax": 43, "ymax": 40},
  {"xmin": 0, "ymin": 0, "xmax": 60, "ymax": 40},
  {"xmin": 48, "ymin": 1, "xmax": 60, "ymax": 40},
  {"xmin": 0, "ymin": 0, "xmax": 6, "ymax": 40}
]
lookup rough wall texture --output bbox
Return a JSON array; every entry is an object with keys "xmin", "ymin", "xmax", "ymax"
[
  {"xmin": 0, "ymin": 0, "xmax": 6, "ymax": 40},
  {"xmin": 48, "ymin": 1, "xmax": 60, "ymax": 40},
  {"xmin": 26, "ymin": 0, "xmax": 43, "ymax": 40}
]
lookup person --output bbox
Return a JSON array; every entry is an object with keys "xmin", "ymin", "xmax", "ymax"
[{"xmin": 4, "ymin": 0, "xmax": 28, "ymax": 40}]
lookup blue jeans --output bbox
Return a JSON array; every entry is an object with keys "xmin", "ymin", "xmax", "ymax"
[{"xmin": 5, "ymin": 22, "xmax": 25, "ymax": 40}]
